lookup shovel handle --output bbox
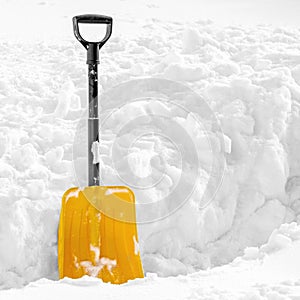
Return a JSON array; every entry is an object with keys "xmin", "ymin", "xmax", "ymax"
[{"xmin": 73, "ymin": 14, "xmax": 113, "ymax": 50}]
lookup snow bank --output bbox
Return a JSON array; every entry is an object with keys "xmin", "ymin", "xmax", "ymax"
[
  {"xmin": 1, "ymin": 12, "xmax": 300, "ymax": 291},
  {"xmin": 1, "ymin": 222, "xmax": 300, "ymax": 299}
]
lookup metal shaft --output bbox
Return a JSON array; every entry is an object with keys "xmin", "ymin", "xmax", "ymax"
[
  {"xmin": 88, "ymin": 57, "xmax": 100, "ymax": 186},
  {"xmin": 73, "ymin": 15, "xmax": 112, "ymax": 187}
]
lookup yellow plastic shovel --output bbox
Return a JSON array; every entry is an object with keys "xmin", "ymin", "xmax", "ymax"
[{"xmin": 58, "ymin": 14, "xmax": 144, "ymax": 283}]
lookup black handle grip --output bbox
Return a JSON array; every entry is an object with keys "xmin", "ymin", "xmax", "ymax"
[
  {"xmin": 73, "ymin": 14, "xmax": 113, "ymax": 50},
  {"xmin": 74, "ymin": 14, "xmax": 112, "ymax": 24}
]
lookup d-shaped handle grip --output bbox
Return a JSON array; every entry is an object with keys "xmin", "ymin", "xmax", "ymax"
[{"xmin": 73, "ymin": 14, "xmax": 113, "ymax": 50}]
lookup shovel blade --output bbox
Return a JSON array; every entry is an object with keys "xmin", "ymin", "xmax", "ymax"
[{"xmin": 58, "ymin": 186, "xmax": 144, "ymax": 284}]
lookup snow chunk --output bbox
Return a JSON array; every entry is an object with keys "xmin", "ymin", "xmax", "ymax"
[
  {"xmin": 11, "ymin": 143, "xmax": 38, "ymax": 171},
  {"xmin": 164, "ymin": 63, "xmax": 209, "ymax": 81},
  {"xmin": 53, "ymin": 80, "xmax": 75, "ymax": 118},
  {"xmin": 65, "ymin": 189, "xmax": 81, "ymax": 202},
  {"xmin": 79, "ymin": 245, "xmax": 117, "ymax": 277},
  {"xmin": 292, "ymin": 64, "xmax": 300, "ymax": 85},
  {"xmin": 133, "ymin": 235, "xmax": 140, "ymax": 255},
  {"xmin": 252, "ymin": 141, "xmax": 287, "ymax": 198},
  {"xmin": 243, "ymin": 247, "xmax": 260, "ymax": 260},
  {"xmin": 238, "ymin": 200, "xmax": 286, "ymax": 246},
  {"xmin": 182, "ymin": 28, "xmax": 202, "ymax": 53},
  {"xmin": 26, "ymin": 180, "xmax": 46, "ymax": 200},
  {"xmin": 143, "ymin": 254, "xmax": 188, "ymax": 277},
  {"xmin": 91, "ymin": 141, "xmax": 100, "ymax": 164},
  {"xmin": 0, "ymin": 132, "xmax": 8, "ymax": 158},
  {"xmin": 45, "ymin": 147, "xmax": 64, "ymax": 168},
  {"xmin": 214, "ymin": 61, "xmax": 240, "ymax": 76},
  {"xmin": 262, "ymin": 231, "xmax": 292, "ymax": 253},
  {"xmin": 104, "ymin": 188, "xmax": 130, "ymax": 196}
]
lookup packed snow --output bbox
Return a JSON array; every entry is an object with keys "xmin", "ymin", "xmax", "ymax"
[
  {"xmin": 1, "ymin": 223, "xmax": 300, "ymax": 299},
  {"xmin": 1, "ymin": 0, "xmax": 300, "ymax": 298}
]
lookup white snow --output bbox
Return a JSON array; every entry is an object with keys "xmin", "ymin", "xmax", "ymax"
[
  {"xmin": 133, "ymin": 235, "xmax": 140, "ymax": 255},
  {"xmin": 78, "ymin": 245, "xmax": 117, "ymax": 277},
  {"xmin": 1, "ymin": 0, "xmax": 300, "ymax": 298},
  {"xmin": 104, "ymin": 188, "xmax": 130, "ymax": 196},
  {"xmin": 64, "ymin": 188, "xmax": 81, "ymax": 203},
  {"xmin": 1, "ymin": 223, "xmax": 300, "ymax": 299},
  {"xmin": 91, "ymin": 141, "xmax": 100, "ymax": 165}
]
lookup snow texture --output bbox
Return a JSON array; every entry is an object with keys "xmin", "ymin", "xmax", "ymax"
[
  {"xmin": 1, "ymin": 222, "xmax": 300, "ymax": 299},
  {"xmin": 1, "ymin": 0, "xmax": 300, "ymax": 298}
]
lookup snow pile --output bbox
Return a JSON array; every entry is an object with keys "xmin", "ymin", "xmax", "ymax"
[
  {"xmin": 1, "ymin": 8, "xmax": 300, "ymax": 292},
  {"xmin": 1, "ymin": 222, "xmax": 300, "ymax": 299}
]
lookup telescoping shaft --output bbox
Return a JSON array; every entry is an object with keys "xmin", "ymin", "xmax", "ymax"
[{"xmin": 72, "ymin": 14, "xmax": 112, "ymax": 186}]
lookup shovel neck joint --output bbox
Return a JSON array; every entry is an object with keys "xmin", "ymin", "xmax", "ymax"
[{"xmin": 87, "ymin": 43, "xmax": 100, "ymax": 65}]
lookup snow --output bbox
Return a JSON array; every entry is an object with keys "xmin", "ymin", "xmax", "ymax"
[
  {"xmin": 78, "ymin": 245, "xmax": 117, "ymax": 277},
  {"xmin": 91, "ymin": 141, "xmax": 100, "ymax": 164},
  {"xmin": 1, "ymin": 0, "xmax": 300, "ymax": 298},
  {"xmin": 1, "ymin": 223, "xmax": 300, "ymax": 299},
  {"xmin": 104, "ymin": 188, "xmax": 130, "ymax": 195}
]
